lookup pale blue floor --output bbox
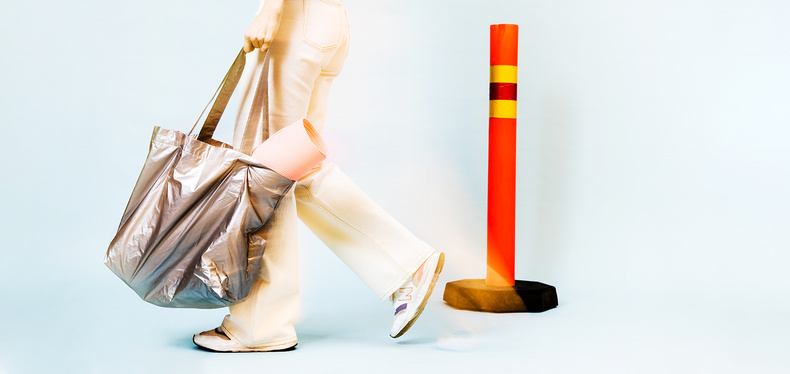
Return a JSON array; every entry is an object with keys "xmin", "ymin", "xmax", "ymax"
[{"xmin": 3, "ymin": 234, "xmax": 789, "ymax": 374}]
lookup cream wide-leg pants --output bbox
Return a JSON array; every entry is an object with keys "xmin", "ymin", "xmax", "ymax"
[{"xmin": 220, "ymin": 0, "xmax": 435, "ymax": 349}]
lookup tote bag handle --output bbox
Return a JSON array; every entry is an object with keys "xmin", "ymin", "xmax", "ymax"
[{"xmin": 188, "ymin": 48, "xmax": 270, "ymax": 155}]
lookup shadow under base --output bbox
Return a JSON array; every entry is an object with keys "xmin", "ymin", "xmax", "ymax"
[{"xmin": 443, "ymin": 279, "xmax": 558, "ymax": 313}]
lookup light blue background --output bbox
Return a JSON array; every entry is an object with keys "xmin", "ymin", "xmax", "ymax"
[{"xmin": 1, "ymin": 0, "xmax": 789, "ymax": 373}]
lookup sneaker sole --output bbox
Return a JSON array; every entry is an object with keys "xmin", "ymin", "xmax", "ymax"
[
  {"xmin": 193, "ymin": 329, "xmax": 298, "ymax": 353},
  {"xmin": 390, "ymin": 252, "xmax": 445, "ymax": 338},
  {"xmin": 194, "ymin": 342, "xmax": 297, "ymax": 353},
  {"xmin": 192, "ymin": 341, "xmax": 296, "ymax": 353}
]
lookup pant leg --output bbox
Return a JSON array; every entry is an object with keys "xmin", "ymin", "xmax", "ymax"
[
  {"xmin": 222, "ymin": 0, "xmax": 325, "ymax": 347},
  {"xmin": 296, "ymin": 162, "xmax": 436, "ymax": 299}
]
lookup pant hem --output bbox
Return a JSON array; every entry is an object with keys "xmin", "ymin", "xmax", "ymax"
[
  {"xmin": 378, "ymin": 246, "xmax": 436, "ymax": 301},
  {"xmin": 221, "ymin": 323, "xmax": 298, "ymax": 350}
]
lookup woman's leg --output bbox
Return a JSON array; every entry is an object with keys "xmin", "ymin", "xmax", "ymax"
[{"xmin": 220, "ymin": 0, "xmax": 332, "ymax": 348}]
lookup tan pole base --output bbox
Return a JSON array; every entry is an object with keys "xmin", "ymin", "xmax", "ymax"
[{"xmin": 443, "ymin": 279, "xmax": 558, "ymax": 313}]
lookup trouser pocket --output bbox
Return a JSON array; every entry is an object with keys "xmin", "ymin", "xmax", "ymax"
[{"xmin": 302, "ymin": 0, "xmax": 344, "ymax": 50}]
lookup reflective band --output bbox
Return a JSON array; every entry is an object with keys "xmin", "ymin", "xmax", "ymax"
[
  {"xmin": 490, "ymin": 65, "xmax": 518, "ymax": 83},
  {"xmin": 489, "ymin": 100, "xmax": 517, "ymax": 119},
  {"xmin": 490, "ymin": 83, "xmax": 517, "ymax": 101}
]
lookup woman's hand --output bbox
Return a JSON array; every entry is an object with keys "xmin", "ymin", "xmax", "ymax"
[{"xmin": 244, "ymin": 0, "xmax": 286, "ymax": 53}]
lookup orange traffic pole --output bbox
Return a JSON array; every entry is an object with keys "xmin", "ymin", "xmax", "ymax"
[
  {"xmin": 487, "ymin": 24, "xmax": 518, "ymax": 287},
  {"xmin": 442, "ymin": 24, "xmax": 557, "ymax": 313}
]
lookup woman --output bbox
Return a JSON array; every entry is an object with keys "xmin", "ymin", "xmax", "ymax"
[{"xmin": 192, "ymin": 0, "xmax": 445, "ymax": 352}]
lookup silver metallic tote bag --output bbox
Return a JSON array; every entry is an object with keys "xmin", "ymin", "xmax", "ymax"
[{"xmin": 105, "ymin": 50, "xmax": 292, "ymax": 308}]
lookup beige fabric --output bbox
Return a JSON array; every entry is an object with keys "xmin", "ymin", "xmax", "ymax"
[{"xmin": 220, "ymin": 0, "xmax": 435, "ymax": 347}]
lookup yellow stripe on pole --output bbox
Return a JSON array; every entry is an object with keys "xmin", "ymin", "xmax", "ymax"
[
  {"xmin": 490, "ymin": 65, "xmax": 518, "ymax": 84},
  {"xmin": 489, "ymin": 100, "xmax": 517, "ymax": 119}
]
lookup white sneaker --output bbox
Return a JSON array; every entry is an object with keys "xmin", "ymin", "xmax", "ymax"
[
  {"xmin": 390, "ymin": 252, "xmax": 445, "ymax": 338},
  {"xmin": 192, "ymin": 327, "xmax": 297, "ymax": 352}
]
